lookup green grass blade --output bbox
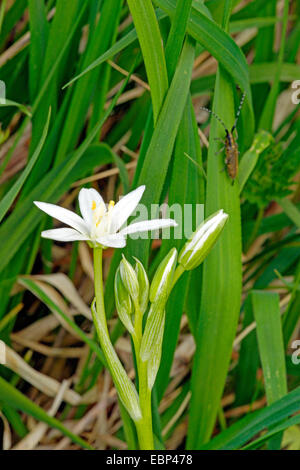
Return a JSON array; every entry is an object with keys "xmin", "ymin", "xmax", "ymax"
[
  {"xmin": 28, "ymin": 0, "xmax": 48, "ymax": 99},
  {"xmin": 252, "ymin": 292, "xmax": 287, "ymax": 403},
  {"xmin": 259, "ymin": 0, "xmax": 289, "ymax": 130},
  {"xmin": 234, "ymin": 295, "xmax": 260, "ymax": 406},
  {"xmin": 277, "ymin": 198, "xmax": 300, "ymax": 229},
  {"xmin": 0, "ymin": 2, "xmax": 87, "ymax": 183},
  {"xmin": 250, "ymin": 62, "xmax": 300, "ymax": 83},
  {"xmin": 127, "ymin": 0, "xmax": 168, "ymax": 123},
  {"xmin": 201, "ymin": 385, "xmax": 300, "ymax": 450},
  {"xmin": 0, "ymin": 108, "xmax": 51, "ymax": 224},
  {"xmin": 0, "ymin": 70, "xmax": 131, "ymax": 274},
  {"xmin": 283, "ymin": 261, "xmax": 300, "ymax": 346},
  {"xmin": 252, "ymin": 290, "xmax": 288, "ymax": 449},
  {"xmin": 243, "ymin": 413, "xmax": 300, "ymax": 450},
  {"xmin": 156, "ymin": 0, "xmax": 254, "ymax": 137},
  {"xmin": 126, "ymin": 37, "xmax": 195, "ymax": 264},
  {"xmin": 239, "ymin": 130, "xmax": 274, "ymax": 193},
  {"xmin": 164, "ymin": 0, "xmax": 193, "ymax": 79},
  {"xmin": 0, "ymin": 99, "xmax": 31, "ymax": 117},
  {"xmin": 0, "ymin": 0, "xmax": 27, "ymax": 48},
  {"xmin": 54, "ymin": 0, "xmax": 123, "ymax": 165},
  {"xmin": 19, "ymin": 277, "xmax": 105, "ymax": 365},
  {"xmin": 0, "ymin": 376, "xmax": 94, "ymax": 450},
  {"xmin": 29, "ymin": 0, "xmax": 82, "ymax": 151}
]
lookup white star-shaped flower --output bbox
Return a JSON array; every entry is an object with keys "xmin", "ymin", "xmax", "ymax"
[{"xmin": 34, "ymin": 185, "xmax": 177, "ymax": 249}]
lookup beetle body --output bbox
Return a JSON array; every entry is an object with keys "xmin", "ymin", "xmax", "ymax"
[
  {"xmin": 199, "ymin": 92, "xmax": 246, "ymax": 183},
  {"xmin": 224, "ymin": 129, "xmax": 239, "ymax": 181}
]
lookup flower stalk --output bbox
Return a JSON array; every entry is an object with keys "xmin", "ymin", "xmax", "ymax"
[
  {"xmin": 132, "ymin": 301, "xmax": 154, "ymax": 450},
  {"xmin": 92, "ymin": 247, "xmax": 141, "ymax": 423},
  {"xmin": 93, "ymin": 247, "xmax": 154, "ymax": 449}
]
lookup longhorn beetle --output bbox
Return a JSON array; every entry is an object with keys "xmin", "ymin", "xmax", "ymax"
[{"xmin": 200, "ymin": 92, "xmax": 246, "ymax": 183}]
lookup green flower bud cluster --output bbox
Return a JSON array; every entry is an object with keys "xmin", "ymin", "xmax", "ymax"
[
  {"xmin": 140, "ymin": 248, "xmax": 177, "ymax": 360},
  {"xmin": 114, "ymin": 210, "xmax": 228, "ymax": 393},
  {"xmin": 114, "ymin": 255, "xmax": 149, "ymax": 333}
]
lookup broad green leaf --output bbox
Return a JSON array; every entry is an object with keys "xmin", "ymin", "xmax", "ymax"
[{"xmin": 188, "ymin": 5, "xmax": 243, "ymax": 448}]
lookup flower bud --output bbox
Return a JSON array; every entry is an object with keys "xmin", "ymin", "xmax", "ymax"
[
  {"xmin": 134, "ymin": 257, "xmax": 149, "ymax": 315},
  {"xmin": 114, "ymin": 267, "xmax": 134, "ymax": 334},
  {"xmin": 178, "ymin": 210, "xmax": 228, "ymax": 271},
  {"xmin": 119, "ymin": 255, "xmax": 139, "ymax": 305},
  {"xmin": 140, "ymin": 302, "xmax": 165, "ymax": 362},
  {"xmin": 147, "ymin": 314, "xmax": 165, "ymax": 389},
  {"xmin": 149, "ymin": 248, "xmax": 178, "ymax": 304}
]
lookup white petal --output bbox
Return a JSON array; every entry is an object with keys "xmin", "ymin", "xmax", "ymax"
[
  {"xmin": 109, "ymin": 185, "xmax": 145, "ymax": 232},
  {"xmin": 41, "ymin": 228, "xmax": 89, "ymax": 242},
  {"xmin": 78, "ymin": 188, "xmax": 105, "ymax": 227},
  {"xmin": 34, "ymin": 201, "xmax": 89, "ymax": 235},
  {"xmin": 96, "ymin": 235, "xmax": 126, "ymax": 248},
  {"xmin": 120, "ymin": 218, "xmax": 177, "ymax": 235}
]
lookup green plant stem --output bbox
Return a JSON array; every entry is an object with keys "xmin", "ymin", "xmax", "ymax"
[
  {"xmin": 92, "ymin": 247, "xmax": 142, "ymax": 425},
  {"xmin": 171, "ymin": 264, "xmax": 185, "ymax": 289},
  {"xmin": 93, "ymin": 248, "xmax": 110, "ymax": 336},
  {"xmin": 132, "ymin": 303, "xmax": 154, "ymax": 450}
]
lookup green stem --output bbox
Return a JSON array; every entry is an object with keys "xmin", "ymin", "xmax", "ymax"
[
  {"xmin": 92, "ymin": 248, "xmax": 142, "ymax": 423},
  {"xmin": 135, "ymin": 362, "xmax": 153, "ymax": 450},
  {"xmin": 133, "ymin": 303, "xmax": 154, "ymax": 449},
  {"xmin": 171, "ymin": 264, "xmax": 185, "ymax": 289}
]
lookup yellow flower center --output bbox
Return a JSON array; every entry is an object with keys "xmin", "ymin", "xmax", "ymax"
[{"xmin": 91, "ymin": 200, "xmax": 115, "ymax": 229}]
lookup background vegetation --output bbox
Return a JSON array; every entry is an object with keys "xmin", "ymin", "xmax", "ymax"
[{"xmin": 0, "ymin": 0, "xmax": 300, "ymax": 450}]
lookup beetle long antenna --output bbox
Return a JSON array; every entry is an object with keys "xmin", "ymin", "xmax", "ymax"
[
  {"xmin": 232, "ymin": 92, "xmax": 246, "ymax": 131},
  {"xmin": 199, "ymin": 106, "xmax": 228, "ymax": 132}
]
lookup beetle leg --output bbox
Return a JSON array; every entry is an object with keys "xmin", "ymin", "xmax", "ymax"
[{"xmin": 215, "ymin": 146, "xmax": 225, "ymax": 155}]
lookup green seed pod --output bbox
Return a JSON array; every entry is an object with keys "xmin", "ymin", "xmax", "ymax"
[
  {"xmin": 149, "ymin": 248, "xmax": 178, "ymax": 304},
  {"xmin": 119, "ymin": 255, "xmax": 139, "ymax": 305},
  {"xmin": 114, "ymin": 267, "xmax": 134, "ymax": 334},
  {"xmin": 134, "ymin": 257, "xmax": 149, "ymax": 315},
  {"xmin": 178, "ymin": 210, "xmax": 228, "ymax": 271}
]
